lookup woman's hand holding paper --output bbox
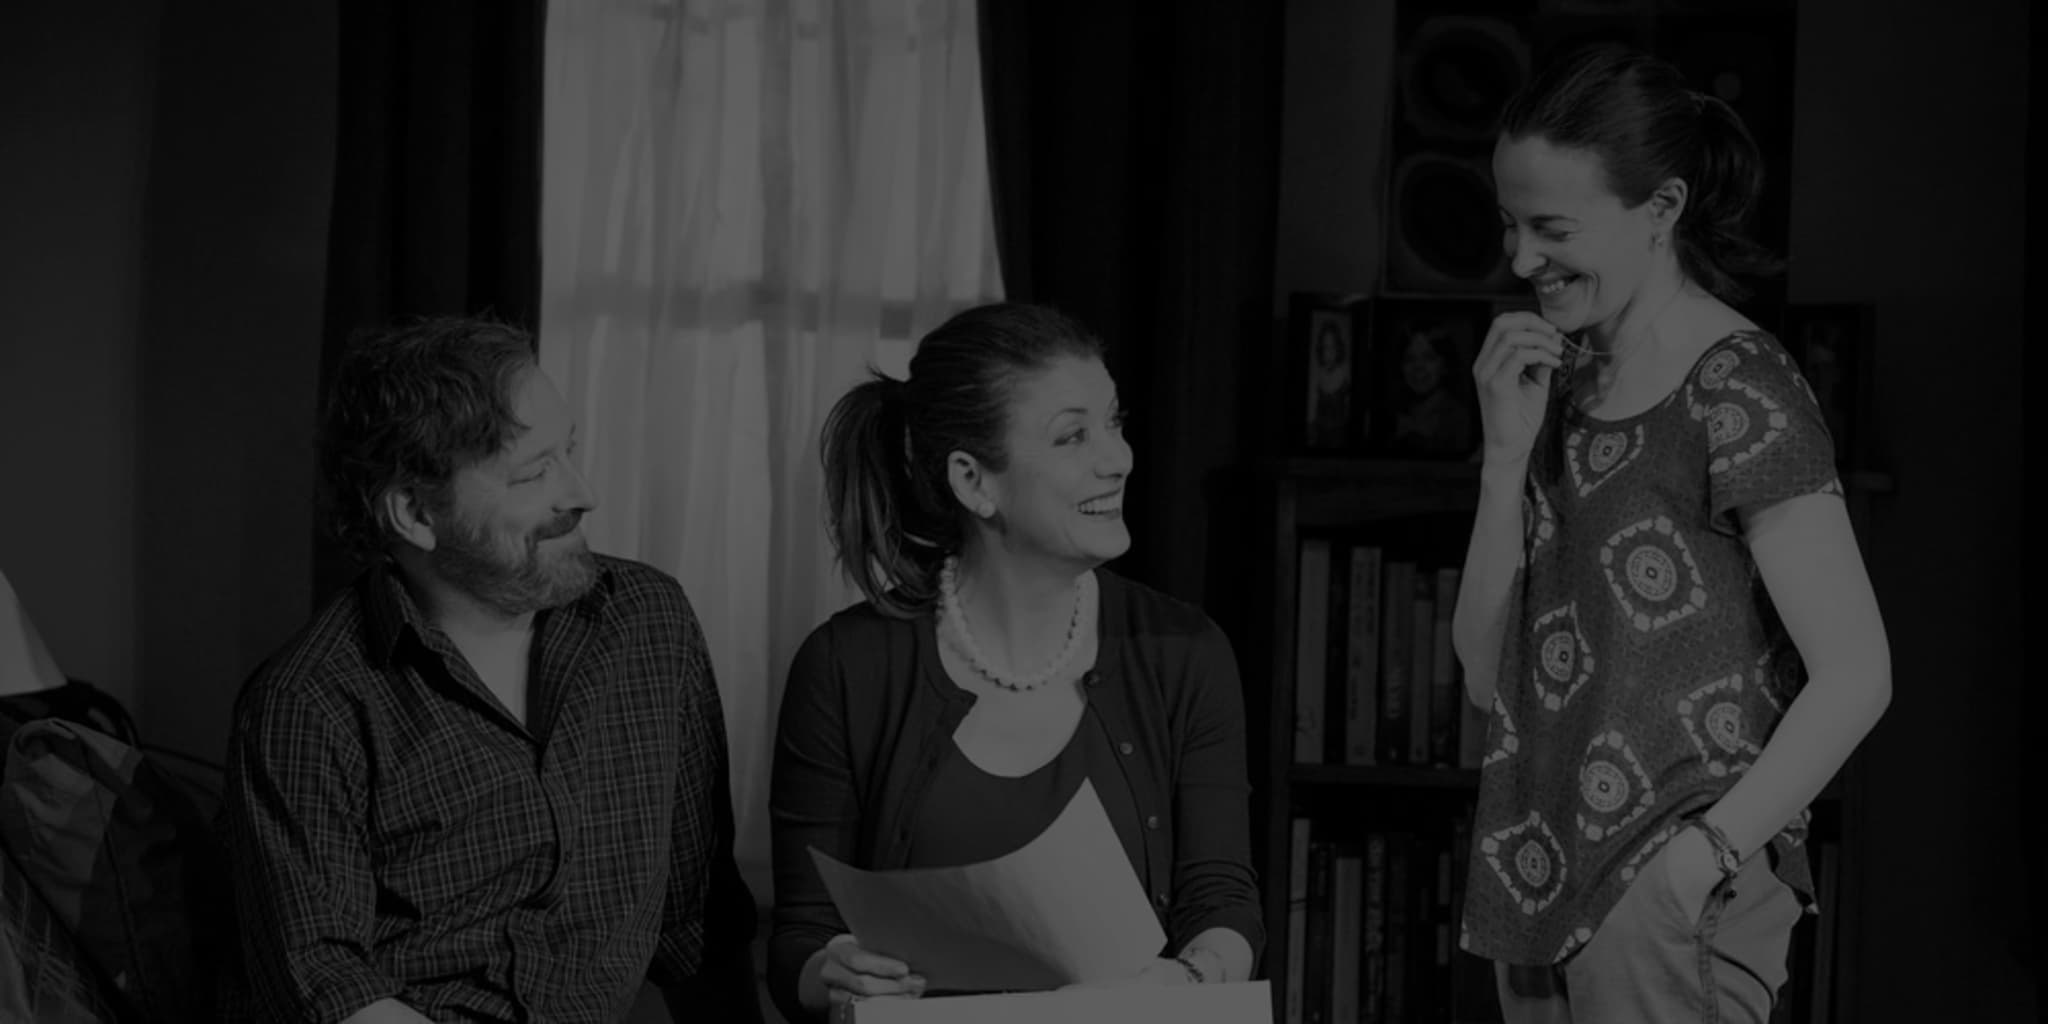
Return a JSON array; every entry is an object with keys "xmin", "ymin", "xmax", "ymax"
[{"xmin": 805, "ymin": 933, "xmax": 928, "ymax": 1010}]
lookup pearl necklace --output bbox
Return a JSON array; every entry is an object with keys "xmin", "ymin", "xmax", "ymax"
[{"xmin": 937, "ymin": 557, "xmax": 1096, "ymax": 693}]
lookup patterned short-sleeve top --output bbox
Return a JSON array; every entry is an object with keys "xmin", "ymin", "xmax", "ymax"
[{"xmin": 1460, "ymin": 330, "xmax": 1841, "ymax": 965}]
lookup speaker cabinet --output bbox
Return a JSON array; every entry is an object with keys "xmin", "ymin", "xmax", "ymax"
[
  {"xmin": 1387, "ymin": 152, "xmax": 1521, "ymax": 294},
  {"xmin": 1382, "ymin": 2, "xmax": 1795, "ymax": 304},
  {"xmin": 1397, "ymin": 16, "xmax": 1533, "ymax": 143},
  {"xmin": 1386, "ymin": 13, "xmax": 1530, "ymax": 294}
]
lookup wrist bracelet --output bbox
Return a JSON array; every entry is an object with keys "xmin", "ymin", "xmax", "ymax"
[
  {"xmin": 1692, "ymin": 817, "xmax": 1743, "ymax": 877},
  {"xmin": 1173, "ymin": 954, "xmax": 1208, "ymax": 984}
]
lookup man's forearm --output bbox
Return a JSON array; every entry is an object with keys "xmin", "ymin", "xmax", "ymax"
[
  {"xmin": 660, "ymin": 945, "xmax": 763, "ymax": 1024},
  {"xmin": 659, "ymin": 852, "xmax": 763, "ymax": 1021}
]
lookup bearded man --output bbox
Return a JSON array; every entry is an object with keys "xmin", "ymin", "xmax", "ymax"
[{"xmin": 222, "ymin": 318, "xmax": 760, "ymax": 1024}]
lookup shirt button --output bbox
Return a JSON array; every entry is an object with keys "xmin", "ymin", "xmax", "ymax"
[
  {"xmin": 1145, "ymin": 815, "xmax": 1160, "ymax": 830},
  {"xmin": 1119, "ymin": 742, "xmax": 1134, "ymax": 756},
  {"xmin": 1153, "ymin": 891, "xmax": 1169, "ymax": 909}
]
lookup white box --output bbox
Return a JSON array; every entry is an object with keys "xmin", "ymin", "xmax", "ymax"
[{"xmin": 845, "ymin": 980, "xmax": 1272, "ymax": 1024}]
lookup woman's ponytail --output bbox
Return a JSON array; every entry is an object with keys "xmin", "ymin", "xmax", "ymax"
[
  {"xmin": 1677, "ymin": 92, "xmax": 1784, "ymax": 301},
  {"xmin": 820, "ymin": 371, "xmax": 941, "ymax": 617}
]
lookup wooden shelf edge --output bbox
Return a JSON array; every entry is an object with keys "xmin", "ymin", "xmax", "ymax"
[
  {"xmin": 1255, "ymin": 456, "xmax": 1484, "ymax": 483},
  {"xmin": 1287, "ymin": 763, "xmax": 1480, "ymax": 790}
]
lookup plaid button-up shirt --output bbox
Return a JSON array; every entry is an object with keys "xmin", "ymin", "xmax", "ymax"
[{"xmin": 223, "ymin": 555, "xmax": 758, "ymax": 1023}]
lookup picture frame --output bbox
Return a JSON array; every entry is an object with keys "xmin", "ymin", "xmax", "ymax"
[
  {"xmin": 1288, "ymin": 293, "xmax": 1373, "ymax": 453},
  {"xmin": 1370, "ymin": 298, "xmax": 1490, "ymax": 461},
  {"xmin": 1779, "ymin": 303, "xmax": 1875, "ymax": 471}
]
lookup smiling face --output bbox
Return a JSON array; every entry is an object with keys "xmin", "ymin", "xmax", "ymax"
[
  {"xmin": 976, "ymin": 356, "xmax": 1133, "ymax": 571},
  {"xmin": 422, "ymin": 369, "xmax": 600, "ymax": 617},
  {"xmin": 1403, "ymin": 331, "xmax": 1447, "ymax": 396},
  {"xmin": 1494, "ymin": 133, "xmax": 1672, "ymax": 335},
  {"xmin": 1314, "ymin": 319, "xmax": 1347, "ymax": 370}
]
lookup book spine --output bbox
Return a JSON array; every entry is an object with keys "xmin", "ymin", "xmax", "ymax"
[
  {"xmin": 1344, "ymin": 545, "xmax": 1383, "ymax": 766},
  {"xmin": 1294, "ymin": 539, "xmax": 1331, "ymax": 764}
]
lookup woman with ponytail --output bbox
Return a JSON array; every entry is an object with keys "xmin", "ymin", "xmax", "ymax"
[
  {"xmin": 1453, "ymin": 44, "xmax": 1891, "ymax": 1021},
  {"xmin": 767, "ymin": 303, "xmax": 1262, "ymax": 1021}
]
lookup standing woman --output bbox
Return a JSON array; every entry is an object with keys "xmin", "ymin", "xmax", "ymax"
[
  {"xmin": 767, "ymin": 303, "xmax": 1262, "ymax": 1022},
  {"xmin": 1453, "ymin": 45, "xmax": 1891, "ymax": 1023}
]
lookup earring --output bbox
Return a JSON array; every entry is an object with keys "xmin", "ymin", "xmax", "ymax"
[{"xmin": 976, "ymin": 501, "xmax": 995, "ymax": 519}]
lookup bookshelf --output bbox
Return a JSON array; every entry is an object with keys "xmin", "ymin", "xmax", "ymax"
[
  {"xmin": 1242, "ymin": 457, "xmax": 1488, "ymax": 1024},
  {"xmin": 1291, "ymin": 765, "xmax": 1481, "ymax": 790},
  {"xmin": 1232, "ymin": 456, "xmax": 1889, "ymax": 1024}
]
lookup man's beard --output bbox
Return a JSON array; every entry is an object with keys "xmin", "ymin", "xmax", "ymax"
[{"xmin": 429, "ymin": 505, "xmax": 599, "ymax": 618}]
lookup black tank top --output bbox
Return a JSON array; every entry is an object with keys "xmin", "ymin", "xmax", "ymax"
[{"xmin": 906, "ymin": 708, "xmax": 1145, "ymax": 874}]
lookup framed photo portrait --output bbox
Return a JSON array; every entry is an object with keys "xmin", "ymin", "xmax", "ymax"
[
  {"xmin": 1289, "ymin": 293, "xmax": 1372, "ymax": 453},
  {"xmin": 1372, "ymin": 298, "xmax": 1489, "ymax": 461},
  {"xmin": 1780, "ymin": 303, "xmax": 1874, "ymax": 470}
]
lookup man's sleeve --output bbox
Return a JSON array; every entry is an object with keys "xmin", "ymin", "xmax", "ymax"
[
  {"xmin": 223, "ymin": 678, "xmax": 407, "ymax": 1023},
  {"xmin": 649, "ymin": 594, "xmax": 763, "ymax": 1022}
]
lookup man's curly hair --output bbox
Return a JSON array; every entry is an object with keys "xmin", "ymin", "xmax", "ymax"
[{"xmin": 316, "ymin": 316, "xmax": 538, "ymax": 563}]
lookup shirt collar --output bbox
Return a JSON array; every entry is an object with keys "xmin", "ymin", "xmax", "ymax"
[{"xmin": 360, "ymin": 556, "xmax": 616, "ymax": 669}]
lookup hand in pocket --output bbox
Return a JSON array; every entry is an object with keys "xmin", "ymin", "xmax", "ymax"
[{"xmin": 1660, "ymin": 825, "xmax": 1726, "ymax": 930}]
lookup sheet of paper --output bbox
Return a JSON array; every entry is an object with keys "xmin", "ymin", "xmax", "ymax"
[
  {"xmin": 0, "ymin": 570, "xmax": 66, "ymax": 696},
  {"xmin": 810, "ymin": 779, "xmax": 1168, "ymax": 993},
  {"xmin": 848, "ymin": 980, "xmax": 1275, "ymax": 1024}
]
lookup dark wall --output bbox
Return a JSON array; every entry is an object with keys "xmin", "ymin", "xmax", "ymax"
[
  {"xmin": 980, "ymin": 0, "xmax": 1284, "ymax": 607},
  {"xmin": 0, "ymin": 1, "xmax": 335, "ymax": 762},
  {"xmin": 1271, "ymin": 0, "xmax": 2032, "ymax": 1020},
  {"xmin": 1784, "ymin": 1, "xmax": 2029, "ymax": 1018},
  {"xmin": 0, "ymin": 2, "xmax": 160, "ymax": 715},
  {"xmin": 137, "ymin": 2, "xmax": 336, "ymax": 762}
]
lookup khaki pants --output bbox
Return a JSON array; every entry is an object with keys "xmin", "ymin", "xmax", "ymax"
[{"xmin": 1495, "ymin": 843, "xmax": 1802, "ymax": 1024}]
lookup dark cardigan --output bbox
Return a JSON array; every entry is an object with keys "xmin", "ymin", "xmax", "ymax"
[{"xmin": 765, "ymin": 569, "xmax": 1265, "ymax": 1021}]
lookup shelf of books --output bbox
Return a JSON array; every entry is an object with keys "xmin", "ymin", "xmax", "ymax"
[
  {"xmin": 1249, "ymin": 458, "xmax": 1490, "ymax": 1024},
  {"xmin": 1243, "ymin": 457, "xmax": 1863, "ymax": 1024}
]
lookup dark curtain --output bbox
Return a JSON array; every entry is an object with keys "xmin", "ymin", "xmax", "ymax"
[
  {"xmin": 313, "ymin": 0, "xmax": 547, "ymax": 602},
  {"xmin": 2029, "ymin": 3, "xmax": 2045, "ymax": 1010},
  {"xmin": 978, "ymin": 0, "xmax": 1286, "ymax": 612}
]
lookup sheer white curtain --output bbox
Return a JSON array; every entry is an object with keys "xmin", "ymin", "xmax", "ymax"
[{"xmin": 540, "ymin": 0, "xmax": 1002, "ymax": 894}]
